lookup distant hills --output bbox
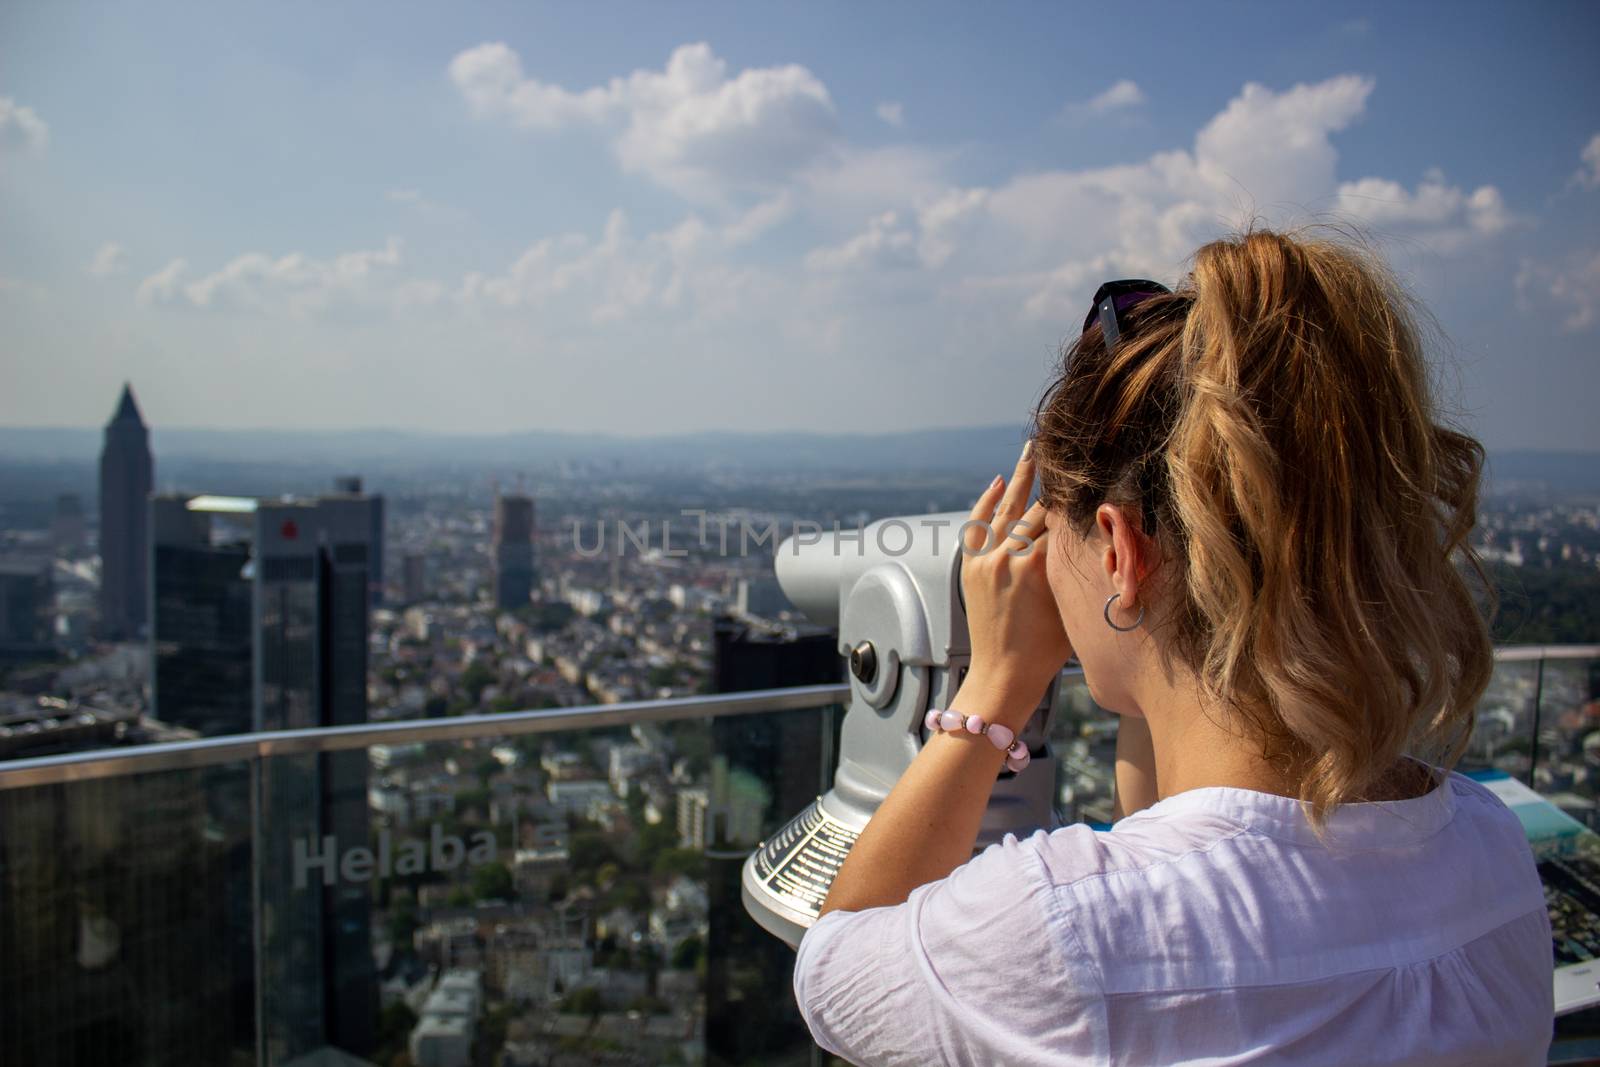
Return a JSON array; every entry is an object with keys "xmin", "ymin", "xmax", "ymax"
[
  {"xmin": 0, "ymin": 424, "xmax": 1038, "ymax": 476},
  {"xmin": 0, "ymin": 424, "xmax": 1594, "ymax": 489},
  {"xmin": 1482, "ymin": 451, "xmax": 1600, "ymax": 493}
]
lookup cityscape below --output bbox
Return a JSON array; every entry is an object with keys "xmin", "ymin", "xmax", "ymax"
[{"xmin": 0, "ymin": 385, "xmax": 1597, "ymax": 1067}]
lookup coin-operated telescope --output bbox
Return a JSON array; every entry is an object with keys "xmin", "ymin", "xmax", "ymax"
[{"xmin": 740, "ymin": 511, "xmax": 1060, "ymax": 947}]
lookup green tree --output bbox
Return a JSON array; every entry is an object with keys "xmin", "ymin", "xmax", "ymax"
[
  {"xmin": 651, "ymin": 848, "xmax": 704, "ymax": 880},
  {"xmin": 460, "ymin": 661, "xmax": 495, "ymax": 704},
  {"xmin": 670, "ymin": 934, "xmax": 703, "ymax": 971},
  {"xmin": 560, "ymin": 987, "xmax": 604, "ymax": 1017},
  {"xmin": 373, "ymin": 1000, "xmax": 417, "ymax": 1062},
  {"xmin": 471, "ymin": 861, "xmax": 515, "ymax": 902},
  {"xmin": 387, "ymin": 903, "xmax": 420, "ymax": 946}
]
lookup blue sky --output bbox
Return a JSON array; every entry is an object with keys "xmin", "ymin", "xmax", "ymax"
[{"xmin": 1, "ymin": 1, "xmax": 1596, "ymax": 448}]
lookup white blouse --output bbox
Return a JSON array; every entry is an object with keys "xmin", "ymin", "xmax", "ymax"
[{"xmin": 793, "ymin": 763, "xmax": 1553, "ymax": 1066}]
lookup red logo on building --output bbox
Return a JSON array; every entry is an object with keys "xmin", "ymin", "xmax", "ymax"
[{"xmin": 280, "ymin": 519, "xmax": 299, "ymax": 540}]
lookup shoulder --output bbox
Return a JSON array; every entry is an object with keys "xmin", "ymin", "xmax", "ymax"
[
  {"xmin": 794, "ymin": 829, "xmax": 1110, "ymax": 1065},
  {"xmin": 791, "ymin": 815, "xmax": 1245, "ymax": 1063},
  {"xmin": 1027, "ymin": 806, "xmax": 1252, "ymax": 890},
  {"xmin": 1439, "ymin": 770, "xmax": 1546, "ymax": 888}
]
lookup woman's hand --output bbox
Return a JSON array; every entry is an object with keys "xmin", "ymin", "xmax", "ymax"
[
  {"xmin": 957, "ymin": 441, "xmax": 1074, "ymax": 727},
  {"xmin": 817, "ymin": 441, "xmax": 1073, "ymax": 919}
]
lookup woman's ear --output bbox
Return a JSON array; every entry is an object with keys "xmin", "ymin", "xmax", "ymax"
[{"xmin": 1096, "ymin": 503, "xmax": 1148, "ymax": 608}]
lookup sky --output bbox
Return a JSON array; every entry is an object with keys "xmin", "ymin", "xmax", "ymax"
[{"xmin": 1, "ymin": 1, "xmax": 1596, "ymax": 449}]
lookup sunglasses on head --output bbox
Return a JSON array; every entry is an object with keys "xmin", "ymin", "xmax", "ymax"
[{"xmin": 1082, "ymin": 279, "xmax": 1172, "ymax": 348}]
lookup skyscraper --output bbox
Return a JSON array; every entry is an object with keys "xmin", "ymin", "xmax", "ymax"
[
  {"xmin": 98, "ymin": 384, "xmax": 153, "ymax": 639},
  {"xmin": 402, "ymin": 551, "xmax": 427, "ymax": 604},
  {"xmin": 332, "ymin": 476, "xmax": 385, "ymax": 607},
  {"xmin": 149, "ymin": 490, "xmax": 377, "ymax": 1061},
  {"xmin": 707, "ymin": 614, "xmax": 842, "ymax": 1063},
  {"xmin": 492, "ymin": 493, "xmax": 536, "ymax": 610},
  {"xmin": 0, "ymin": 556, "xmax": 54, "ymax": 666},
  {"xmin": 151, "ymin": 491, "xmax": 378, "ymax": 734}
]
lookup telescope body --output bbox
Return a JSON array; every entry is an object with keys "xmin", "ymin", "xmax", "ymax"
[{"xmin": 741, "ymin": 511, "xmax": 1060, "ymax": 947}]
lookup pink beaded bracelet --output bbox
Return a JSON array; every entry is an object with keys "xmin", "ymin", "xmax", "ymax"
[{"xmin": 922, "ymin": 707, "xmax": 1032, "ymax": 773}]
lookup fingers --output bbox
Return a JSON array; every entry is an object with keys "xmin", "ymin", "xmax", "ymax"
[
  {"xmin": 964, "ymin": 473, "xmax": 1004, "ymax": 553},
  {"xmin": 1005, "ymin": 499, "xmax": 1048, "ymax": 558},
  {"xmin": 967, "ymin": 441, "xmax": 1040, "ymax": 555},
  {"xmin": 995, "ymin": 439, "xmax": 1036, "ymax": 530}
]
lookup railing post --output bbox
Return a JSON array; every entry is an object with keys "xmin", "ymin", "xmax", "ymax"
[
  {"xmin": 251, "ymin": 753, "xmax": 267, "ymax": 1067},
  {"xmin": 1528, "ymin": 655, "xmax": 1547, "ymax": 790}
]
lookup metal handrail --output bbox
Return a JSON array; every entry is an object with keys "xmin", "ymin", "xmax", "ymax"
[
  {"xmin": 0, "ymin": 683, "xmax": 851, "ymax": 792},
  {"xmin": 1492, "ymin": 645, "xmax": 1600, "ymax": 663},
  {"xmin": 1, "ymin": 643, "xmax": 1592, "ymax": 792}
]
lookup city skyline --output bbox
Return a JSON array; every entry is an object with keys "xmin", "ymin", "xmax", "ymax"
[{"xmin": 0, "ymin": 2, "xmax": 1597, "ymax": 450}]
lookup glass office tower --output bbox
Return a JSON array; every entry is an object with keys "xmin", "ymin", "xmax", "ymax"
[
  {"xmin": 492, "ymin": 493, "xmax": 536, "ymax": 609},
  {"xmin": 146, "ymin": 492, "xmax": 379, "ymax": 1064}
]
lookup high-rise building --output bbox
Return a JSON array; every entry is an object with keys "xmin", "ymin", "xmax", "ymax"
[
  {"xmin": 706, "ymin": 614, "xmax": 842, "ymax": 1063},
  {"xmin": 0, "ymin": 556, "xmax": 54, "ymax": 666},
  {"xmin": 332, "ymin": 476, "xmax": 384, "ymax": 607},
  {"xmin": 492, "ymin": 493, "xmax": 536, "ymax": 610},
  {"xmin": 402, "ymin": 551, "xmax": 427, "ymax": 604},
  {"xmin": 149, "ymin": 490, "xmax": 378, "ymax": 1061},
  {"xmin": 734, "ymin": 575, "xmax": 793, "ymax": 621},
  {"xmin": 98, "ymin": 384, "xmax": 153, "ymax": 639}
]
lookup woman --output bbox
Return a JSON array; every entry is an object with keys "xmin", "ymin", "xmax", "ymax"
[{"xmin": 791, "ymin": 229, "xmax": 1553, "ymax": 1065}]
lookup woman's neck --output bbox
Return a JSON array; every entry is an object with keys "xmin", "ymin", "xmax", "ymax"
[
  {"xmin": 1134, "ymin": 673, "xmax": 1434, "ymax": 805},
  {"xmin": 1143, "ymin": 694, "xmax": 1302, "ymax": 802}
]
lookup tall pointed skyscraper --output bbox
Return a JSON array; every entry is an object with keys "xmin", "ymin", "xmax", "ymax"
[{"xmin": 98, "ymin": 383, "xmax": 153, "ymax": 639}]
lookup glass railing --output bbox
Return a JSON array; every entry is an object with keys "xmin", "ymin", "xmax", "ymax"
[
  {"xmin": 1047, "ymin": 645, "xmax": 1600, "ymax": 829},
  {"xmin": 2, "ymin": 648, "xmax": 1596, "ymax": 1065},
  {"xmin": 0, "ymin": 684, "xmax": 848, "ymax": 1067}
]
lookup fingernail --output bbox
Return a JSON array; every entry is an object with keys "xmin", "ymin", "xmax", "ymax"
[
  {"xmin": 990, "ymin": 474, "xmax": 1003, "ymax": 489},
  {"xmin": 1020, "ymin": 439, "xmax": 1033, "ymax": 461}
]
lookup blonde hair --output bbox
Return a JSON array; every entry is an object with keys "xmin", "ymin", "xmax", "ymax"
[{"xmin": 1031, "ymin": 227, "xmax": 1494, "ymax": 832}]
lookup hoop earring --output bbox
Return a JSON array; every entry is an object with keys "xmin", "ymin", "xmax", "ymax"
[{"xmin": 1103, "ymin": 592, "xmax": 1145, "ymax": 633}]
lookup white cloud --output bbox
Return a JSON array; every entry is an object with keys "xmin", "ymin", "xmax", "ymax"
[
  {"xmin": 386, "ymin": 187, "xmax": 423, "ymax": 203},
  {"xmin": 136, "ymin": 259, "xmax": 187, "ymax": 305},
  {"xmin": 88, "ymin": 242, "xmax": 128, "ymax": 277},
  {"xmin": 0, "ymin": 97, "xmax": 48, "ymax": 155},
  {"xmin": 1575, "ymin": 134, "xmax": 1600, "ymax": 191},
  {"xmin": 804, "ymin": 211, "xmax": 918, "ymax": 272},
  {"xmin": 458, "ymin": 209, "xmax": 767, "ymax": 324},
  {"xmin": 449, "ymin": 41, "xmax": 839, "ymax": 201},
  {"xmin": 1334, "ymin": 170, "xmax": 1513, "ymax": 250},
  {"xmin": 1517, "ymin": 250, "xmax": 1600, "ymax": 333},
  {"xmin": 136, "ymin": 239, "xmax": 407, "ymax": 318},
  {"xmin": 124, "ymin": 70, "xmax": 1532, "ymax": 422},
  {"xmin": 799, "ymin": 73, "xmax": 1512, "ymax": 324},
  {"xmin": 843, "ymin": 75, "xmax": 1379, "ymax": 322},
  {"xmin": 1079, "ymin": 80, "xmax": 1145, "ymax": 115},
  {"xmin": 722, "ymin": 191, "xmax": 795, "ymax": 245},
  {"xmin": 799, "ymin": 144, "xmax": 953, "ymax": 219},
  {"xmin": 1193, "ymin": 75, "xmax": 1372, "ymax": 208},
  {"xmin": 875, "ymin": 101, "xmax": 904, "ymax": 127}
]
